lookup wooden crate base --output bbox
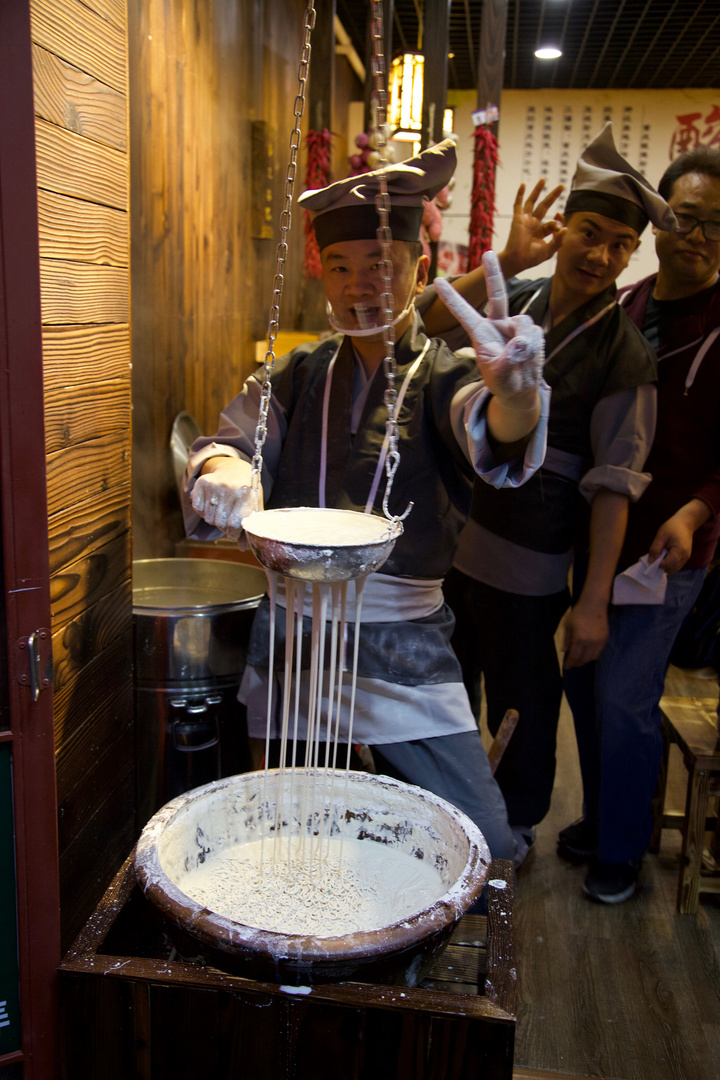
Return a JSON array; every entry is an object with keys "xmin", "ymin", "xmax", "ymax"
[{"xmin": 58, "ymin": 852, "xmax": 516, "ymax": 1079}]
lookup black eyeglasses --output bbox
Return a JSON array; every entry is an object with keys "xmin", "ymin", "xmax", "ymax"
[{"xmin": 673, "ymin": 213, "xmax": 720, "ymax": 242}]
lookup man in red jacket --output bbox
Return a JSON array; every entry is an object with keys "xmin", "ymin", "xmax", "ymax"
[{"xmin": 560, "ymin": 146, "xmax": 720, "ymax": 902}]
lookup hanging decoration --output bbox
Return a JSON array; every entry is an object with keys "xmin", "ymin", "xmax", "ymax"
[
  {"xmin": 469, "ymin": 124, "xmax": 499, "ymax": 270},
  {"xmin": 302, "ymin": 127, "xmax": 332, "ymax": 279},
  {"xmin": 346, "ymin": 130, "xmax": 396, "ymax": 177},
  {"xmin": 420, "ymin": 183, "xmax": 452, "ymax": 263}
]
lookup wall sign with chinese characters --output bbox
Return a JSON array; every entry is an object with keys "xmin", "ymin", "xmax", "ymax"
[
  {"xmin": 671, "ymin": 106, "xmax": 720, "ymax": 157},
  {"xmin": 443, "ymin": 88, "xmax": 720, "ymax": 284}
]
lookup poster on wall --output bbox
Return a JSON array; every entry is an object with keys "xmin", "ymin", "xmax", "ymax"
[
  {"xmin": 442, "ymin": 89, "xmax": 720, "ymax": 283},
  {"xmin": 515, "ymin": 98, "xmax": 720, "ymax": 209}
]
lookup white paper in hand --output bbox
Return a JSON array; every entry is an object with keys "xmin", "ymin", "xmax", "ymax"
[{"xmin": 612, "ymin": 551, "xmax": 668, "ymax": 606}]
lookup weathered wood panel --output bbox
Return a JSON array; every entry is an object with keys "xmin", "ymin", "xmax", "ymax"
[
  {"xmin": 47, "ymin": 483, "xmax": 132, "ymax": 576},
  {"xmin": 83, "ymin": 0, "xmax": 126, "ymax": 32},
  {"xmin": 35, "ymin": 118, "xmax": 127, "ymax": 209},
  {"xmin": 32, "ymin": 43, "xmax": 127, "ymax": 151},
  {"xmin": 45, "ymin": 379, "xmax": 131, "ymax": 453},
  {"xmin": 30, "ymin": 0, "xmax": 126, "ymax": 92},
  {"xmin": 38, "ymin": 190, "xmax": 127, "ymax": 265},
  {"xmin": 52, "ymin": 580, "xmax": 133, "ymax": 692},
  {"xmin": 55, "ymin": 689, "xmax": 133, "ymax": 823},
  {"xmin": 52, "ymin": 626, "xmax": 133, "ymax": 754},
  {"xmin": 30, "ymin": 0, "xmax": 134, "ymax": 965},
  {"xmin": 56, "ymin": 721, "xmax": 134, "ymax": 858},
  {"xmin": 42, "ymin": 323, "xmax": 130, "ymax": 389},
  {"xmin": 52, "ymin": 632, "xmax": 134, "ymax": 951},
  {"xmin": 59, "ymin": 753, "xmax": 135, "ymax": 950},
  {"xmin": 40, "ymin": 259, "xmax": 129, "ymax": 323},
  {"xmin": 48, "ymin": 530, "xmax": 131, "ymax": 631},
  {"xmin": 46, "ymin": 432, "xmax": 129, "ymax": 521}
]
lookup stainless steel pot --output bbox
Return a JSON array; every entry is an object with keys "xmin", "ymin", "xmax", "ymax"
[
  {"xmin": 133, "ymin": 558, "xmax": 268, "ymax": 827},
  {"xmin": 133, "ymin": 558, "xmax": 267, "ymax": 684}
]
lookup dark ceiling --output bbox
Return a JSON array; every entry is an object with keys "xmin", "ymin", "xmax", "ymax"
[{"xmin": 336, "ymin": 0, "xmax": 720, "ymax": 93}]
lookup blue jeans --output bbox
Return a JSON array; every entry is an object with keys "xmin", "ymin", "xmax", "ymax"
[
  {"xmin": 372, "ymin": 730, "xmax": 515, "ymax": 863},
  {"xmin": 564, "ymin": 565, "xmax": 707, "ymax": 863}
]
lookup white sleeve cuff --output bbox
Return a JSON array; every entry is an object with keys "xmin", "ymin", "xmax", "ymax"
[{"xmin": 464, "ymin": 379, "xmax": 551, "ymax": 488}]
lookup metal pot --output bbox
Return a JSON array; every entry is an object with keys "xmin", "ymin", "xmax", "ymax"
[
  {"xmin": 133, "ymin": 558, "xmax": 267, "ymax": 684},
  {"xmin": 133, "ymin": 558, "xmax": 268, "ymax": 827}
]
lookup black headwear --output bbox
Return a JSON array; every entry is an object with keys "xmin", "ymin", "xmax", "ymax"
[
  {"xmin": 299, "ymin": 139, "xmax": 457, "ymax": 250},
  {"xmin": 565, "ymin": 123, "xmax": 676, "ymax": 235}
]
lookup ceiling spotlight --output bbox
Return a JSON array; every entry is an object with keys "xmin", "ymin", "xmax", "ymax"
[{"xmin": 535, "ymin": 46, "xmax": 562, "ymax": 59}]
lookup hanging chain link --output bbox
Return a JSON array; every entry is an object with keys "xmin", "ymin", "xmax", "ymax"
[
  {"xmin": 251, "ymin": 0, "xmax": 409, "ymax": 527},
  {"xmin": 251, "ymin": 0, "xmax": 316, "ymax": 499},
  {"xmin": 370, "ymin": 1, "xmax": 412, "ymax": 526}
]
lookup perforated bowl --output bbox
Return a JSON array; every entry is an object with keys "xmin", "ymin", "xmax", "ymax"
[{"xmin": 242, "ymin": 507, "xmax": 402, "ymax": 582}]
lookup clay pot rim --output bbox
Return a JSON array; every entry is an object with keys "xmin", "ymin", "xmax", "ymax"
[{"xmin": 134, "ymin": 770, "xmax": 491, "ymax": 965}]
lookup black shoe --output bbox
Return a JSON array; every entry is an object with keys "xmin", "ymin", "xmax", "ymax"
[
  {"xmin": 583, "ymin": 858, "xmax": 641, "ymax": 904},
  {"xmin": 557, "ymin": 818, "xmax": 597, "ymax": 861}
]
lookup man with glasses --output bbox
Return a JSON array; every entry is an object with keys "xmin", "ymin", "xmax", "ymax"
[{"xmin": 559, "ymin": 146, "xmax": 720, "ymax": 902}]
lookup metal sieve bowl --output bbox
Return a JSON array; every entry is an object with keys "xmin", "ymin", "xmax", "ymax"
[{"xmin": 242, "ymin": 507, "xmax": 402, "ymax": 582}]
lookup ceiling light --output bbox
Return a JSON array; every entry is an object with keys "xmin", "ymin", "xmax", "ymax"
[{"xmin": 535, "ymin": 46, "xmax": 562, "ymax": 59}]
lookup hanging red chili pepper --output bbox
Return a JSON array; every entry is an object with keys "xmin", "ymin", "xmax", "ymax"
[
  {"xmin": 303, "ymin": 128, "xmax": 332, "ymax": 279},
  {"xmin": 469, "ymin": 125, "xmax": 499, "ymax": 270}
]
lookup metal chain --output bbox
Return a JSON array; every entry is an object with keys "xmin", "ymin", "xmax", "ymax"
[
  {"xmin": 370, "ymin": 1, "xmax": 412, "ymax": 525},
  {"xmin": 251, "ymin": 0, "xmax": 316, "ymax": 498}
]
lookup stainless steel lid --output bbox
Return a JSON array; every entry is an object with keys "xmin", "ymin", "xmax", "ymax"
[{"xmin": 133, "ymin": 558, "xmax": 267, "ymax": 613}]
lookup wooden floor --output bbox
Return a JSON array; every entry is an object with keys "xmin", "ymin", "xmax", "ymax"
[{"xmin": 504, "ymin": 663, "xmax": 720, "ymax": 1080}]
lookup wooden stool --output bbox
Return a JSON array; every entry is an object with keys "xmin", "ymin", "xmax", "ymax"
[
  {"xmin": 652, "ymin": 695, "xmax": 720, "ymax": 913},
  {"xmin": 488, "ymin": 708, "xmax": 519, "ymax": 776}
]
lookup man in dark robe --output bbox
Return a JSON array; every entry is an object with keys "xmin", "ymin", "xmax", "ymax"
[
  {"xmin": 182, "ymin": 139, "xmax": 549, "ymax": 865},
  {"xmin": 420, "ymin": 124, "xmax": 674, "ymax": 866}
]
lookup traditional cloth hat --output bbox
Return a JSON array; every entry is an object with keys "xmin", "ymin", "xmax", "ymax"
[
  {"xmin": 299, "ymin": 138, "xmax": 457, "ymax": 250},
  {"xmin": 565, "ymin": 123, "xmax": 676, "ymax": 235}
]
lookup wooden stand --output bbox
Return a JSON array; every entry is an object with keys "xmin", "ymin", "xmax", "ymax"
[
  {"xmin": 652, "ymin": 696, "xmax": 720, "ymax": 914},
  {"xmin": 58, "ymin": 852, "xmax": 516, "ymax": 1079}
]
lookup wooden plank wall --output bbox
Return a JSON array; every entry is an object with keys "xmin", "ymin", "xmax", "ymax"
[
  {"xmin": 26, "ymin": 0, "xmax": 361, "ymax": 951},
  {"xmin": 30, "ymin": 0, "xmax": 134, "ymax": 950},
  {"xmin": 128, "ymin": 0, "xmax": 315, "ymax": 559}
]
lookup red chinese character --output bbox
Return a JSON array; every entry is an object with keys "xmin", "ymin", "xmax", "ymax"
[
  {"xmin": 701, "ymin": 105, "xmax": 720, "ymax": 149},
  {"xmin": 669, "ymin": 113, "xmax": 702, "ymax": 158}
]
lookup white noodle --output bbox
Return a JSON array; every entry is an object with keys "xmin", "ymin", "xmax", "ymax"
[{"xmin": 232, "ymin": 512, "xmax": 426, "ymax": 933}]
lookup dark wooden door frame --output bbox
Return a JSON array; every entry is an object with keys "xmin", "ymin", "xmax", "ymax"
[{"xmin": 0, "ymin": 2, "xmax": 61, "ymax": 1077}]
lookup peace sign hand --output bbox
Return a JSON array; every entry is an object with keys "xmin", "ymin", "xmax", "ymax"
[{"xmin": 435, "ymin": 251, "xmax": 545, "ymax": 402}]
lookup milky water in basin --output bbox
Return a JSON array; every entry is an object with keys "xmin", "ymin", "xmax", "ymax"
[
  {"xmin": 134, "ymin": 769, "xmax": 491, "ymax": 984},
  {"xmin": 181, "ymin": 834, "xmax": 445, "ymax": 936}
]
